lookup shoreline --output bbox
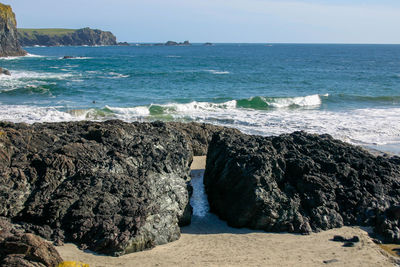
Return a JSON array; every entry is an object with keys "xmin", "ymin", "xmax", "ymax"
[
  {"xmin": 57, "ymin": 226, "xmax": 397, "ymax": 267},
  {"xmin": 55, "ymin": 156, "xmax": 399, "ymax": 267}
]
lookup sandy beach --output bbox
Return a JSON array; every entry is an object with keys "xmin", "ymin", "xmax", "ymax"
[{"xmin": 56, "ymin": 156, "xmax": 399, "ymax": 267}]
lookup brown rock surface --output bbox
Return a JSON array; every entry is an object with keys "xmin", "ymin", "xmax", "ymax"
[{"xmin": 0, "ymin": 217, "xmax": 63, "ymax": 267}]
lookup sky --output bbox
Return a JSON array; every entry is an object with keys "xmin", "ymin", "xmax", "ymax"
[{"xmin": 3, "ymin": 0, "xmax": 400, "ymax": 43}]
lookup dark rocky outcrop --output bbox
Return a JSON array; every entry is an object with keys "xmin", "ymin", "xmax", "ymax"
[
  {"xmin": 165, "ymin": 40, "xmax": 191, "ymax": 46},
  {"xmin": 0, "ymin": 67, "xmax": 10, "ymax": 75},
  {"xmin": 0, "ymin": 3, "xmax": 26, "ymax": 57},
  {"xmin": 0, "ymin": 217, "xmax": 63, "ymax": 267},
  {"xmin": 18, "ymin": 27, "xmax": 117, "ymax": 47},
  {"xmin": 167, "ymin": 122, "xmax": 241, "ymax": 156},
  {"xmin": 204, "ymin": 131, "xmax": 400, "ymax": 243},
  {"xmin": 376, "ymin": 205, "xmax": 400, "ymax": 243},
  {"xmin": 0, "ymin": 120, "xmax": 193, "ymax": 256}
]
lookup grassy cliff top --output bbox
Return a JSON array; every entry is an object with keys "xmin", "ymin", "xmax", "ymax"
[
  {"xmin": 0, "ymin": 3, "xmax": 16, "ymax": 25},
  {"xmin": 18, "ymin": 28, "xmax": 77, "ymax": 36}
]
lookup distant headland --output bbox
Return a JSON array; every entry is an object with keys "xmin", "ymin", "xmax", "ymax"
[{"xmin": 17, "ymin": 27, "xmax": 117, "ymax": 47}]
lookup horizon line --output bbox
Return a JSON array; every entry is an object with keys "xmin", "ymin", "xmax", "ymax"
[{"xmin": 123, "ymin": 42, "xmax": 400, "ymax": 45}]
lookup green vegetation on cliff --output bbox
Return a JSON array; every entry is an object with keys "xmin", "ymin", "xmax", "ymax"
[
  {"xmin": 17, "ymin": 27, "xmax": 117, "ymax": 47},
  {"xmin": 18, "ymin": 28, "xmax": 76, "ymax": 37},
  {"xmin": 0, "ymin": 3, "xmax": 16, "ymax": 25},
  {"xmin": 0, "ymin": 3, "xmax": 26, "ymax": 57}
]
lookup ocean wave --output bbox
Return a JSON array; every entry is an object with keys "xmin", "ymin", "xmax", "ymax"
[
  {"xmin": 26, "ymin": 53, "xmax": 44, "ymax": 58},
  {"xmin": 100, "ymin": 72, "xmax": 130, "ymax": 79},
  {"xmin": 0, "ymin": 53, "xmax": 44, "ymax": 60},
  {"xmin": 106, "ymin": 105, "xmax": 150, "ymax": 116},
  {"xmin": 206, "ymin": 70, "xmax": 230, "ymax": 75},
  {"xmin": 0, "ymin": 105, "xmax": 77, "ymax": 123},
  {"xmin": 109, "ymin": 72, "xmax": 130, "ymax": 78},
  {"xmin": 0, "ymin": 70, "xmax": 74, "ymax": 92},
  {"xmin": 58, "ymin": 57, "xmax": 93, "ymax": 60},
  {"xmin": 104, "ymin": 96, "xmax": 321, "ymax": 118},
  {"xmin": 1, "ymin": 103, "xmax": 400, "ymax": 149},
  {"xmin": 237, "ymin": 94, "xmax": 322, "ymax": 109}
]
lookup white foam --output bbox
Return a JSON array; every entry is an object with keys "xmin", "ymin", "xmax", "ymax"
[
  {"xmin": 0, "ymin": 105, "xmax": 77, "ymax": 123},
  {"xmin": 106, "ymin": 105, "xmax": 150, "ymax": 116},
  {"xmin": 206, "ymin": 69, "xmax": 230, "ymax": 75},
  {"xmin": 165, "ymin": 100, "xmax": 236, "ymax": 113},
  {"xmin": 0, "ymin": 70, "xmax": 74, "ymax": 91},
  {"xmin": 0, "ymin": 53, "xmax": 44, "ymax": 60},
  {"xmin": 266, "ymin": 94, "xmax": 322, "ymax": 108},
  {"xmin": 59, "ymin": 57, "xmax": 93, "ymax": 60},
  {"xmin": 1, "ymin": 101, "xmax": 400, "ymax": 150},
  {"xmin": 25, "ymin": 53, "xmax": 44, "ymax": 58},
  {"xmin": 106, "ymin": 72, "xmax": 130, "ymax": 79}
]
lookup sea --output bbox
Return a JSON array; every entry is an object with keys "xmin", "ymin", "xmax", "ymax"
[{"xmin": 1, "ymin": 44, "xmax": 400, "ymax": 154}]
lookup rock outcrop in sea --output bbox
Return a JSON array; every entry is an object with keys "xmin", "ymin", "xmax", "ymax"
[
  {"xmin": 165, "ymin": 40, "xmax": 191, "ymax": 46},
  {"xmin": 0, "ymin": 120, "xmax": 193, "ymax": 256},
  {"xmin": 0, "ymin": 3, "xmax": 26, "ymax": 57},
  {"xmin": 0, "ymin": 67, "xmax": 10, "ymax": 75},
  {"xmin": 204, "ymin": 131, "xmax": 400, "ymax": 243},
  {"xmin": 18, "ymin": 27, "xmax": 117, "ymax": 47}
]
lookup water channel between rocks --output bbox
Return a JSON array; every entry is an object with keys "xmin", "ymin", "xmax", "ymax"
[{"xmin": 189, "ymin": 169, "xmax": 209, "ymax": 217}]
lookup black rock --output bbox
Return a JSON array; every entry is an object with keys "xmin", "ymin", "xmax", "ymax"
[
  {"xmin": 343, "ymin": 242, "xmax": 355, "ymax": 247},
  {"xmin": 204, "ymin": 131, "xmax": 400, "ymax": 241},
  {"xmin": 332, "ymin": 235, "xmax": 359, "ymax": 243},
  {"xmin": 332, "ymin": 235, "xmax": 346, "ymax": 242},
  {"xmin": 165, "ymin": 41, "xmax": 178, "ymax": 46},
  {"xmin": 0, "ymin": 120, "xmax": 193, "ymax": 256},
  {"xmin": 323, "ymin": 259, "xmax": 339, "ymax": 264},
  {"xmin": 372, "ymin": 238, "xmax": 382, "ymax": 244},
  {"xmin": 164, "ymin": 40, "xmax": 191, "ymax": 46},
  {"xmin": 0, "ymin": 67, "xmax": 10, "ymax": 75},
  {"xmin": 375, "ymin": 205, "xmax": 400, "ymax": 243},
  {"xmin": 348, "ymin": 236, "xmax": 360, "ymax": 243},
  {"xmin": 167, "ymin": 122, "xmax": 241, "ymax": 156}
]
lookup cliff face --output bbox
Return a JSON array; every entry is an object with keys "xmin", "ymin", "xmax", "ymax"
[
  {"xmin": 18, "ymin": 27, "xmax": 117, "ymax": 46},
  {"xmin": 0, "ymin": 3, "xmax": 26, "ymax": 57}
]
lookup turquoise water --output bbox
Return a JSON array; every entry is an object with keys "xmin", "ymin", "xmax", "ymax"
[{"xmin": 1, "ymin": 44, "xmax": 400, "ymax": 151}]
